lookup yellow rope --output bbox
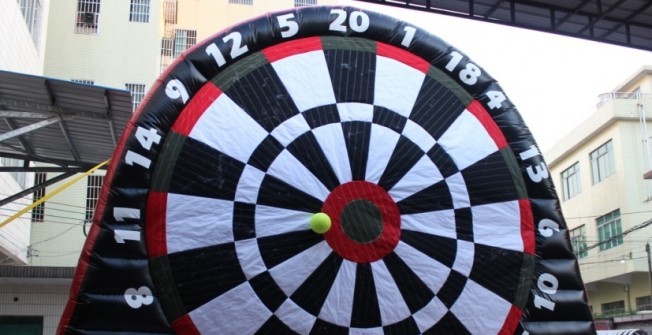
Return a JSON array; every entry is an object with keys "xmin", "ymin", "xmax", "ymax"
[{"xmin": 0, "ymin": 159, "xmax": 110, "ymax": 229}]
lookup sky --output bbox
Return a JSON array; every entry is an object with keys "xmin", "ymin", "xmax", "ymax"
[{"xmin": 345, "ymin": 1, "xmax": 652, "ymax": 152}]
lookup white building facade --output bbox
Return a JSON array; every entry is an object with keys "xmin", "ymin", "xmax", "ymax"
[{"xmin": 547, "ymin": 66, "xmax": 652, "ymax": 330}]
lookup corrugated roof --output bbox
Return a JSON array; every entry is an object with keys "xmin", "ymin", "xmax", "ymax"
[
  {"xmin": 354, "ymin": 0, "xmax": 652, "ymax": 52},
  {"xmin": 0, "ymin": 70, "xmax": 133, "ymax": 169}
]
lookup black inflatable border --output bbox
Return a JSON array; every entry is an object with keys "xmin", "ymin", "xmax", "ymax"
[{"xmin": 58, "ymin": 6, "xmax": 595, "ymax": 335}]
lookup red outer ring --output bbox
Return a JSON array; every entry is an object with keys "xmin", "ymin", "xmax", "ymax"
[{"xmin": 322, "ymin": 181, "xmax": 401, "ymax": 263}]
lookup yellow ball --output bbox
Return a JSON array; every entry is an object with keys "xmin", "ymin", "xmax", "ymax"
[{"xmin": 310, "ymin": 212, "xmax": 331, "ymax": 234}]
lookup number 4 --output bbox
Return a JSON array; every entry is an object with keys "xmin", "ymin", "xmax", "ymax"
[
  {"xmin": 485, "ymin": 91, "xmax": 506, "ymax": 109},
  {"xmin": 134, "ymin": 126, "xmax": 161, "ymax": 150}
]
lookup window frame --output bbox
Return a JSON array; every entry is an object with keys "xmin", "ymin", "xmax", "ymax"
[
  {"xmin": 590, "ymin": 140, "xmax": 615, "ymax": 185},
  {"xmin": 570, "ymin": 225, "xmax": 588, "ymax": 258},
  {"xmin": 596, "ymin": 209, "xmax": 623, "ymax": 251},
  {"xmin": 601, "ymin": 300, "xmax": 625, "ymax": 316},
  {"xmin": 636, "ymin": 295, "xmax": 652, "ymax": 312},
  {"xmin": 561, "ymin": 161, "xmax": 581, "ymax": 200}
]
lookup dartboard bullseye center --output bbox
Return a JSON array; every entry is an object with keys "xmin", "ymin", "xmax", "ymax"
[
  {"xmin": 322, "ymin": 181, "xmax": 400, "ymax": 263},
  {"xmin": 341, "ymin": 199, "xmax": 383, "ymax": 243}
]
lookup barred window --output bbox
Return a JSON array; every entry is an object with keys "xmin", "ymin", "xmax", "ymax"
[
  {"xmin": 85, "ymin": 175, "xmax": 104, "ymax": 222},
  {"xmin": 229, "ymin": 0, "xmax": 253, "ymax": 5},
  {"xmin": 31, "ymin": 172, "xmax": 46, "ymax": 222},
  {"xmin": 18, "ymin": 0, "xmax": 43, "ymax": 50},
  {"xmin": 173, "ymin": 29, "xmax": 197, "ymax": 58},
  {"xmin": 75, "ymin": 0, "xmax": 101, "ymax": 34},
  {"xmin": 71, "ymin": 79, "xmax": 94, "ymax": 85},
  {"xmin": 129, "ymin": 0, "xmax": 150, "ymax": 23},
  {"xmin": 294, "ymin": 0, "xmax": 317, "ymax": 6},
  {"xmin": 125, "ymin": 83, "xmax": 146, "ymax": 112},
  {"xmin": 163, "ymin": 0, "xmax": 177, "ymax": 24}
]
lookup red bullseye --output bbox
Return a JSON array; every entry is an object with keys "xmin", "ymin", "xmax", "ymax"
[{"xmin": 322, "ymin": 181, "xmax": 400, "ymax": 263}]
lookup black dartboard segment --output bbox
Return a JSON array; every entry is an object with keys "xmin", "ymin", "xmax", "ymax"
[{"xmin": 58, "ymin": 6, "xmax": 595, "ymax": 335}]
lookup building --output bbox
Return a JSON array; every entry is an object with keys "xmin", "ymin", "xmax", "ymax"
[
  {"xmin": 547, "ymin": 66, "xmax": 652, "ymax": 331},
  {"xmin": 1, "ymin": 1, "xmax": 338, "ymax": 334}
]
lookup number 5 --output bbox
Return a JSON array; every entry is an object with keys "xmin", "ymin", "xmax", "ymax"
[{"xmin": 278, "ymin": 13, "xmax": 299, "ymax": 38}]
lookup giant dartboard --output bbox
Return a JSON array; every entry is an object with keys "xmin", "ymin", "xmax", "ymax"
[{"xmin": 58, "ymin": 6, "xmax": 596, "ymax": 335}]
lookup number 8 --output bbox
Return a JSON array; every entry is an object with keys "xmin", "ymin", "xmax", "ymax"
[{"xmin": 124, "ymin": 286, "xmax": 154, "ymax": 309}]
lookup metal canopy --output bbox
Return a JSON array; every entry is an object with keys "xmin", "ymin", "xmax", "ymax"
[
  {"xmin": 354, "ymin": 0, "xmax": 652, "ymax": 52},
  {"xmin": 0, "ymin": 70, "xmax": 133, "ymax": 172}
]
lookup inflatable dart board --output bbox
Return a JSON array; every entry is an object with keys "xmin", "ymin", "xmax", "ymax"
[{"xmin": 58, "ymin": 5, "xmax": 596, "ymax": 335}]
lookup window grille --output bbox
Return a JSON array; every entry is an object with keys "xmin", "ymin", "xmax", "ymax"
[
  {"xmin": 71, "ymin": 79, "xmax": 94, "ymax": 85},
  {"xmin": 75, "ymin": 0, "xmax": 101, "ymax": 34},
  {"xmin": 125, "ymin": 83, "xmax": 146, "ymax": 112},
  {"xmin": 173, "ymin": 29, "xmax": 197, "ymax": 58},
  {"xmin": 294, "ymin": 0, "xmax": 317, "ymax": 6},
  {"xmin": 590, "ymin": 140, "xmax": 615, "ymax": 184},
  {"xmin": 561, "ymin": 162, "xmax": 581, "ymax": 200},
  {"xmin": 163, "ymin": 0, "xmax": 177, "ymax": 24},
  {"xmin": 85, "ymin": 175, "xmax": 104, "ymax": 222},
  {"xmin": 18, "ymin": 0, "xmax": 43, "ymax": 50},
  {"xmin": 597, "ymin": 209, "xmax": 623, "ymax": 251},
  {"xmin": 31, "ymin": 172, "xmax": 46, "ymax": 222},
  {"xmin": 229, "ymin": 0, "xmax": 253, "ymax": 5},
  {"xmin": 636, "ymin": 296, "xmax": 652, "ymax": 312},
  {"xmin": 129, "ymin": 0, "xmax": 150, "ymax": 23},
  {"xmin": 601, "ymin": 300, "xmax": 625, "ymax": 316},
  {"xmin": 570, "ymin": 225, "xmax": 587, "ymax": 258}
]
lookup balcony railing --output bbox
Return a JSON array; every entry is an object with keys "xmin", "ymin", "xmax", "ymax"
[{"xmin": 597, "ymin": 92, "xmax": 652, "ymax": 109}]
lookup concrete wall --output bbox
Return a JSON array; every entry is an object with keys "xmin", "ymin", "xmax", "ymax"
[
  {"xmin": 0, "ymin": 280, "xmax": 70, "ymax": 335},
  {"xmin": 44, "ymin": 0, "xmax": 162, "ymax": 89}
]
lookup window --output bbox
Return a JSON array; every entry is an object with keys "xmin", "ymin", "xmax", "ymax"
[
  {"xmin": 294, "ymin": 0, "xmax": 317, "ymax": 6},
  {"xmin": 570, "ymin": 225, "xmax": 587, "ymax": 258},
  {"xmin": 75, "ymin": 0, "xmax": 101, "ymax": 34},
  {"xmin": 590, "ymin": 140, "xmax": 615, "ymax": 184},
  {"xmin": 18, "ymin": 0, "xmax": 43, "ymax": 50},
  {"xmin": 229, "ymin": 0, "xmax": 253, "ymax": 4},
  {"xmin": 163, "ymin": 0, "xmax": 177, "ymax": 24},
  {"xmin": 173, "ymin": 29, "xmax": 197, "ymax": 58},
  {"xmin": 597, "ymin": 209, "xmax": 623, "ymax": 251},
  {"xmin": 125, "ymin": 83, "xmax": 146, "ymax": 112},
  {"xmin": 0, "ymin": 316, "xmax": 43, "ymax": 335},
  {"xmin": 71, "ymin": 79, "xmax": 94, "ymax": 85},
  {"xmin": 636, "ymin": 296, "xmax": 652, "ymax": 312},
  {"xmin": 129, "ymin": 0, "xmax": 150, "ymax": 23},
  {"xmin": 561, "ymin": 162, "xmax": 581, "ymax": 200},
  {"xmin": 601, "ymin": 300, "xmax": 625, "ymax": 316},
  {"xmin": 31, "ymin": 172, "xmax": 46, "ymax": 222},
  {"xmin": 85, "ymin": 175, "xmax": 104, "ymax": 222}
]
